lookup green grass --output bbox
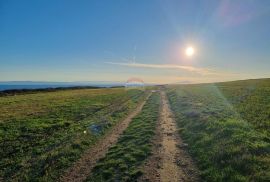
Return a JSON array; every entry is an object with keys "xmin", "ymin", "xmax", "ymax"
[
  {"xmin": 215, "ymin": 78, "xmax": 270, "ymax": 133},
  {"xmin": 167, "ymin": 78, "xmax": 270, "ymax": 181},
  {"xmin": 87, "ymin": 92, "xmax": 160, "ymax": 182},
  {"xmin": 0, "ymin": 88, "xmax": 146, "ymax": 181}
]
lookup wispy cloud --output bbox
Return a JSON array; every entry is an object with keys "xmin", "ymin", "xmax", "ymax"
[{"xmin": 106, "ymin": 62, "xmax": 232, "ymax": 76}]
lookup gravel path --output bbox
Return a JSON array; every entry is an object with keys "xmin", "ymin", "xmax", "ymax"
[{"xmin": 139, "ymin": 91, "xmax": 200, "ymax": 182}]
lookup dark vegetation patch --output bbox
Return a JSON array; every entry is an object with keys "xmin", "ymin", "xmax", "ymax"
[
  {"xmin": 167, "ymin": 79, "xmax": 270, "ymax": 181},
  {"xmin": 0, "ymin": 86, "xmax": 108, "ymax": 97},
  {"xmin": 0, "ymin": 88, "xmax": 146, "ymax": 181},
  {"xmin": 87, "ymin": 93, "xmax": 160, "ymax": 181}
]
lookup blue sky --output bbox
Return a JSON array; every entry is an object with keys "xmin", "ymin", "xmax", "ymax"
[{"xmin": 1, "ymin": 0, "xmax": 270, "ymax": 83}]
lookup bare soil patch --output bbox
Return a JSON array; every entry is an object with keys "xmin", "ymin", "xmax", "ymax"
[{"xmin": 139, "ymin": 91, "xmax": 200, "ymax": 182}]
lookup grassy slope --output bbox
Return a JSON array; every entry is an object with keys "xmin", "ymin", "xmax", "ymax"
[
  {"xmin": 87, "ymin": 92, "xmax": 160, "ymax": 181},
  {"xmin": 167, "ymin": 78, "xmax": 270, "ymax": 181},
  {"xmin": 216, "ymin": 78, "xmax": 270, "ymax": 133},
  {"xmin": 0, "ymin": 88, "xmax": 146, "ymax": 181}
]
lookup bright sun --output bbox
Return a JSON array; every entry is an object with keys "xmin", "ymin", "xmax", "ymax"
[{"xmin": 185, "ymin": 46, "xmax": 195, "ymax": 57}]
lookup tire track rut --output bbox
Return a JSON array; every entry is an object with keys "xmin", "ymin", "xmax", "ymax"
[
  {"xmin": 139, "ymin": 91, "xmax": 200, "ymax": 182},
  {"xmin": 60, "ymin": 93, "xmax": 151, "ymax": 182}
]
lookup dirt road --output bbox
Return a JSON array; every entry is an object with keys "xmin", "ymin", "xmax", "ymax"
[
  {"xmin": 60, "ymin": 93, "xmax": 151, "ymax": 182},
  {"xmin": 139, "ymin": 91, "xmax": 200, "ymax": 182}
]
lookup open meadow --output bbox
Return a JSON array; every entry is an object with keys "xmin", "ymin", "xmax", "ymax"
[
  {"xmin": 166, "ymin": 78, "xmax": 270, "ymax": 181},
  {"xmin": 0, "ymin": 88, "xmax": 147, "ymax": 181},
  {"xmin": 0, "ymin": 79, "xmax": 269, "ymax": 182}
]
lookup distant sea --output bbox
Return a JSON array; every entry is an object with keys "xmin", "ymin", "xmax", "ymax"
[
  {"xmin": 0, "ymin": 82, "xmax": 124, "ymax": 91},
  {"xmin": 0, "ymin": 85, "xmax": 76, "ymax": 91}
]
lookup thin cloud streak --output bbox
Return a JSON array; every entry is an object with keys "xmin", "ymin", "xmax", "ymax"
[{"xmin": 106, "ymin": 62, "xmax": 236, "ymax": 76}]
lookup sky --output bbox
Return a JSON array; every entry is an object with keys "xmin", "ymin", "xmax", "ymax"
[{"xmin": 1, "ymin": 0, "xmax": 270, "ymax": 84}]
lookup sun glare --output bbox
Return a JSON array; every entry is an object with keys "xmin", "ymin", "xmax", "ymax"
[{"xmin": 185, "ymin": 46, "xmax": 195, "ymax": 57}]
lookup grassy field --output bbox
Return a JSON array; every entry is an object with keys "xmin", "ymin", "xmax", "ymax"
[
  {"xmin": 87, "ymin": 92, "xmax": 160, "ymax": 181},
  {"xmin": 0, "ymin": 88, "xmax": 146, "ymax": 181},
  {"xmin": 166, "ymin": 78, "xmax": 270, "ymax": 181},
  {"xmin": 1, "ymin": 79, "xmax": 269, "ymax": 182}
]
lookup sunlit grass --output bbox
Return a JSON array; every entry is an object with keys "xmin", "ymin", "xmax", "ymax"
[
  {"xmin": 0, "ymin": 88, "xmax": 146, "ymax": 181},
  {"xmin": 167, "ymin": 78, "xmax": 270, "ymax": 181},
  {"xmin": 87, "ymin": 93, "xmax": 160, "ymax": 181}
]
